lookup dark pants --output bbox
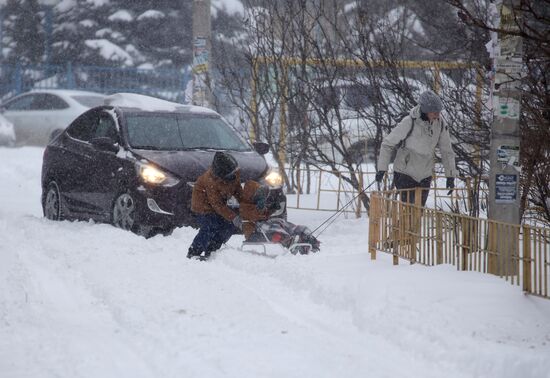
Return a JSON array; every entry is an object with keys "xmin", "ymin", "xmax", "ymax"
[
  {"xmin": 393, "ymin": 172, "xmax": 432, "ymax": 206},
  {"xmin": 190, "ymin": 213, "xmax": 238, "ymax": 253}
]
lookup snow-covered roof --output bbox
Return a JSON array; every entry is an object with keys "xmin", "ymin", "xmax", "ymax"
[
  {"xmin": 85, "ymin": 39, "xmax": 134, "ymax": 66},
  {"xmin": 79, "ymin": 19, "xmax": 97, "ymax": 28},
  {"xmin": 54, "ymin": 0, "xmax": 109, "ymax": 11},
  {"xmin": 26, "ymin": 89, "xmax": 106, "ymax": 98},
  {"xmin": 211, "ymin": 0, "xmax": 244, "ymax": 18},
  {"xmin": 137, "ymin": 10, "xmax": 165, "ymax": 21},
  {"xmin": 86, "ymin": 0, "xmax": 109, "ymax": 7},
  {"xmin": 104, "ymin": 93, "xmax": 217, "ymax": 115},
  {"xmin": 108, "ymin": 10, "xmax": 133, "ymax": 22}
]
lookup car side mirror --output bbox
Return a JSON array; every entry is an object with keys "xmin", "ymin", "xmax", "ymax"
[
  {"xmin": 91, "ymin": 137, "xmax": 119, "ymax": 153},
  {"xmin": 253, "ymin": 142, "xmax": 269, "ymax": 155}
]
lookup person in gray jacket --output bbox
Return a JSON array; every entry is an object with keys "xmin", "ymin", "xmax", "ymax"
[{"xmin": 375, "ymin": 90, "xmax": 458, "ymax": 206}]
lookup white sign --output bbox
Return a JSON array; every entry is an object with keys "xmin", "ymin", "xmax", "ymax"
[
  {"xmin": 499, "ymin": 35, "xmax": 522, "ymax": 57},
  {"xmin": 496, "ymin": 58, "xmax": 522, "ymax": 73},
  {"xmin": 494, "ymin": 96, "xmax": 520, "ymax": 119},
  {"xmin": 497, "ymin": 145, "xmax": 520, "ymax": 167}
]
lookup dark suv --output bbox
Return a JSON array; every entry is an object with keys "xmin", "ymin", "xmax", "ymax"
[{"xmin": 41, "ymin": 94, "xmax": 285, "ymax": 237}]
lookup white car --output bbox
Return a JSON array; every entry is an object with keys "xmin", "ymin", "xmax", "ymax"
[
  {"xmin": 0, "ymin": 89, "xmax": 106, "ymax": 146},
  {"xmin": 0, "ymin": 113, "xmax": 15, "ymax": 147}
]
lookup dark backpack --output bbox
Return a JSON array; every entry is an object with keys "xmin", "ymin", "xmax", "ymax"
[
  {"xmin": 386, "ymin": 113, "xmax": 416, "ymax": 163},
  {"xmin": 394, "ymin": 112, "xmax": 416, "ymax": 149}
]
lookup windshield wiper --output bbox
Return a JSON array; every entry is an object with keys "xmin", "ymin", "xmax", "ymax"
[
  {"xmin": 180, "ymin": 146, "xmax": 219, "ymax": 150},
  {"xmin": 224, "ymin": 147, "xmax": 251, "ymax": 152},
  {"xmin": 132, "ymin": 145, "xmax": 165, "ymax": 150}
]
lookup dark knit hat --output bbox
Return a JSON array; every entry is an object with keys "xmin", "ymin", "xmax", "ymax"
[
  {"xmin": 419, "ymin": 90, "xmax": 443, "ymax": 113},
  {"xmin": 212, "ymin": 152, "xmax": 238, "ymax": 180}
]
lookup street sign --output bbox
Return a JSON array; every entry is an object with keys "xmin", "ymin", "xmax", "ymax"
[
  {"xmin": 495, "ymin": 174, "xmax": 518, "ymax": 203},
  {"xmin": 497, "ymin": 144, "xmax": 520, "ymax": 167},
  {"xmin": 494, "ymin": 96, "xmax": 520, "ymax": 119}
]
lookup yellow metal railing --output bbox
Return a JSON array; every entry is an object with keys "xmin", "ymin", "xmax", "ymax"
[
  {"xmin": 285, "ymin": 167, "xmax": 488, "ymax": 217},
  {"xmin": 369, "ymin": 189, "xmax": 550, "ymax": 299}
]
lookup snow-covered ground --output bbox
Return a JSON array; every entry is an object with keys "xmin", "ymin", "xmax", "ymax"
[{"xmin": 1, "ymin": 147, "xmax": 549, "ymax": 378}]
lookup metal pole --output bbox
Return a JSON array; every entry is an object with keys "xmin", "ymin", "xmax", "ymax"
[
  {"xmin": 43, "ymin": 5, "xmax": 53, "ymax": 65},
  {"xmin": 488, "ymin": 0, "xmax": 523, "ymax": 275},
  {"xmin": 192, "ymin": 0, "xmax": 212, "ymax": 108},
  {"xmin": 0, "ymin": 9, "xmax": 3, "ymax": 63}
]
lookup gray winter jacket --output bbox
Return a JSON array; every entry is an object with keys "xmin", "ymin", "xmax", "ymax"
[{"xmin": 377, "ymin": 106, "xmax": 458, "ymax": 182}]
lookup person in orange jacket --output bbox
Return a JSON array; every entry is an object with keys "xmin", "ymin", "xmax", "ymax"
[{"xmin": 187, "ymin": 152, "xmax": 243, "ymax": 260}]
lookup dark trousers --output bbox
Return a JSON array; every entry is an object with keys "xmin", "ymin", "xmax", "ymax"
[
  {"xmin": 190, "ymin": 213, "xmax": 238, "ymax": 253},
  {"xmin": 393, "ymin": 172, "xmax": 432, "ymax": 206}
]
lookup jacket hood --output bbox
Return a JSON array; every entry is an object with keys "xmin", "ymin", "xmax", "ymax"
[{"xmin": 133, "ymin": 149, "xmax": 268, "ymax": 182}]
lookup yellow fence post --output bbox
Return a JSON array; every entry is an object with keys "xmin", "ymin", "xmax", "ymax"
[
  {"xmin": 461, "ymin": 217, "xmax": 469, "ymax": 271},
  {"xmin": 488, "ymin": 221, "xmax": 498, "ymax": 275},
  {"xmin": 316, "ymin": 169, "xmax": 322, "ymax": 210},
  {"xmin": 436, "ymin": 212, "xmax": 443, "ymax": 265},
  {"xmin": 392, "ymin": 199, "xmax": 400, "ymax": 265},
  {"xmin": 296, "ymin": 165, "xmax": 301, "ymax": 209},
  {"xmin": 336, "ymin": 175, "xmax": 342, "ymax": 211},
  {"xmin": 523, "ymin": 225, "xmax": 532, "ymax": 293},
  {"xmin": 249, "ymin": 59, "xmax": 259, "ymax": 142},
  {"xmin": 410, "ymin": 188, "xmax": 423, "ymax": 264},
  {"xmin": 356, "ymin": 172, "xmax": 364, "ymax": 218},
  {"xmin": 369, "ymin": 194, "xmax": 379, "ymax": 260}
]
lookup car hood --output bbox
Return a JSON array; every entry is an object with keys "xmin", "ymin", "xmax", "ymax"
[{"xmin": 133, "ymin": 149, "xmax": 269, "ymax": 182}]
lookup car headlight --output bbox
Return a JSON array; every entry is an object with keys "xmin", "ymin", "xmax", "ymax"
[
  {"xmin": 264, "ymin": 168, "xmax": 283, "ymax": 188},
  {"xmin": 137, "ymin": 163, "xmax": 179, "ymax": 187}
]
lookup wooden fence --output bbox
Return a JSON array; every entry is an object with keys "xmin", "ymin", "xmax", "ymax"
[{"xmin": 368, "ymin": 189, "xmax": 549, "ymax": 299}]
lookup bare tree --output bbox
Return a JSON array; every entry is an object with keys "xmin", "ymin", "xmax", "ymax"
[{"xmin": 215, "ymin": 0, "xmax": 500, "ymax": 216}]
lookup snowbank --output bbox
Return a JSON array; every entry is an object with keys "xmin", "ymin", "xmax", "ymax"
[{"xmin": 0, "ymin": 147, "xmax": 549, "ymax": 378}]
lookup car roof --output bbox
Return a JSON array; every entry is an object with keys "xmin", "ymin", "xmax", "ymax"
[{"xmin": 23, "ymin": 89, "xmax": 106, "ymax": 97}]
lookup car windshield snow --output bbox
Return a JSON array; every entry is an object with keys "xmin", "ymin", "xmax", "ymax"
[{"xmin": 126, "ymin": 114, "xmax": 251, "ymax": 151}]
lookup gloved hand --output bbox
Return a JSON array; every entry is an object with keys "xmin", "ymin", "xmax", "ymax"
[
  {"xmin": 375, "ymin": 171, "xmax": 386, "ymax": 183},
  {"xmin": 446, "ymin": 177, "xmax": 455, "ymax": 195},
  {"xmin": 265, "ymin": 191, "xmax": 282, "ymax": 211},
  {"xmin": 232, "ymin": 215, "xmax": 242, "ymax": 230},
  {"xmin": 253, "ymin": 185, "xmax": 269, "ymax": 210}
]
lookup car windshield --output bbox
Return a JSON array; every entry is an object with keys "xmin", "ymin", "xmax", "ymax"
[
  {"xmin": 125, "ymin": 114, "xmax": 251, "ymax": 151},
  {"xmin": 71, "ymin": 95, "xmax": 105, "ymax": 107}
]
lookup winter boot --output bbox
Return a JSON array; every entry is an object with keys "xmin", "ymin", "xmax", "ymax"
[
  {"xmin": 187, "ymin": 246, "xmax": 203, "ymax": 259},
  {"xmin": 198, "ymin": 250, "xmax": 211, "ymax": 261}
]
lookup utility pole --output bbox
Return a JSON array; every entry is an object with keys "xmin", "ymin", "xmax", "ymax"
[
  {"xmin": 487, "ymin": 0, "xmax": 523, "ymax": 275},
  {"xmin": 192, "ymin": 0, "xmax": 212, "ymax": 108}
]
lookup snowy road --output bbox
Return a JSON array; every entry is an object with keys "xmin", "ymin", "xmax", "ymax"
[{"xmin": 1, "ymin": 147, "xmax": 550, "ymax": 378}]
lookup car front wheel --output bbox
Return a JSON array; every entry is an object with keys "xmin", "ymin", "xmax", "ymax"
[
  {"xmin": 44, "ymin": 181, "xmax": 63, "ymax": 221},
  {"xmin": 112, "ymin": 192, "xmax": 137, "ymax": 230},
  {"xmin": 112, "ymin": 192, "xmax": 153, "ymax": 237}
]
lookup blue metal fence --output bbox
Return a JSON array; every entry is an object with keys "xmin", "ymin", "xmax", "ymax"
[{"xmin": 0, "ymin": 62, "xmax": 191, "ymax": 103}]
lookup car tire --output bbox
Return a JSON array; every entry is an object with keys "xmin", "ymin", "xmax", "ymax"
[
  {"xmin": 112, "ymin": 192, "xmax": 154, "ymax": 238},
  {"xmin": 44, "ymin": 181, "xmax": 64, "ymax": 221}
]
